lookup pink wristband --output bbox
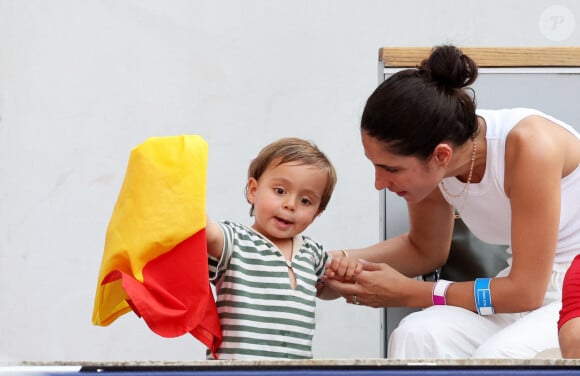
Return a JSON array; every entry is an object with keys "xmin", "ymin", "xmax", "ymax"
[{"xmin": 432, "ymin": 279, "xmax": 453, "ymax": 305}]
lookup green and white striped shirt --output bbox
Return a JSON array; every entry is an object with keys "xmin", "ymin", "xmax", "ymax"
[{"xmin": 208, "ymin": 220, "xmax": 329, "ymax": 359}]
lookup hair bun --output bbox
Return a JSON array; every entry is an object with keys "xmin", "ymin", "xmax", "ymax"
[{"xmin": 419, "ymin": 45, "xmax": 478, "ymax": 89}]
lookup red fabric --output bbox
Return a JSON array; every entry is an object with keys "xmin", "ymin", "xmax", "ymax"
[
  {"xmin": 559, "ymin": 254, "xmax": 580, "ymax": 331},
  {"xmin": 101, "ymin": 230, "xmax": 222, "ymax": 358}
]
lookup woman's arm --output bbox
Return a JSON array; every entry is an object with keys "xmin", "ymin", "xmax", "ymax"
[
  {"xmin": 324, "ymin": 187, "xmax": 456, "ymax": 308},
  {"xmin": 446, "ymin": 117, "xmax": 566, "ymax": 313},
  {"xmin": 474, "ymin": 117, "xmax": 563, "ymax": 311},
  {"xmin": 333, "ymin": 187, "xmax": 455, "ymax": 278}
]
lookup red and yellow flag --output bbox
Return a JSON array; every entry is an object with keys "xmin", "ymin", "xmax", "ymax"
[{"xmin": 92, "ymin": 135, "xmax": 222, "ymax": 358}]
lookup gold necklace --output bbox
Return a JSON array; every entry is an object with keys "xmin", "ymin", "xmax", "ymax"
[{"xmin": 439, "ymin": 137, "xmax": 477, "ymax": 218}]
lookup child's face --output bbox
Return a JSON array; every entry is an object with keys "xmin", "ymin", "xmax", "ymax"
[{"xmin": 246, "ymin": 161, "xmax": 327, "ymax": 242}]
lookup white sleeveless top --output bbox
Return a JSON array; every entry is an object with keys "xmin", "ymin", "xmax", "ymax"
[{"xmin": 439, "ymin": 108, "xmax": 580, "ymax": 263}]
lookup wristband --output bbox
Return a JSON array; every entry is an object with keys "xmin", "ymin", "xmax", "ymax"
[
  {"xmin": 474, "ymin": 278, "xmax": 495, "ymax": 315},
  {"xmin": 432, "ymin": 279, "xmax": 453, "ymax": 305}
]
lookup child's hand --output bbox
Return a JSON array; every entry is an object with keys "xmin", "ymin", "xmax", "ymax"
[{"xmin": 325, "ymin": 250, "xmax": 362, "ymax": 283}]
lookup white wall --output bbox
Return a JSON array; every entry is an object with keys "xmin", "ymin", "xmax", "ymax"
[{"xmin": 0, "ymin": 0, "xmax": 578, "ymax": 362}]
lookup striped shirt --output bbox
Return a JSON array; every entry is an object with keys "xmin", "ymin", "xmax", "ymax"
[{"xmin": 208, "ymin": 220, "xmax": 329, "ymax": 359}]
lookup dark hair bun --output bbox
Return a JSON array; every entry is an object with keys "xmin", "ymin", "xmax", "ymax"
[{"xmin": 419, "ymin": 45, "xmax": 478, "ymax": 89}]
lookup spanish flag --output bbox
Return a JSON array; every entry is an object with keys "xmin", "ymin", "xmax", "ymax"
[{"xmin": 92, "ymin": 135, "xmax": 222, "ymax": 358}]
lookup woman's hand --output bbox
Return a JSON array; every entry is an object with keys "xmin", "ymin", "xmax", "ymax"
[{"xmin": 324, "ymin": 259, "xmax": 413, "ymax": 308}]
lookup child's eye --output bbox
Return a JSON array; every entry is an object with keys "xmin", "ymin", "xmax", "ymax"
[
  {"xmin": 300, "ymin": 197, "xmax": 312, "ymax": 206},
  {"xmin": 274, "ymin": 187, "xmax": 286, "ymax": 195}
]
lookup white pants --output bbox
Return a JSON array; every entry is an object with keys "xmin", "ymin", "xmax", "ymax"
[{"xmin": 387, "ymin": 261, "xmax": 569, "ymax": 359}]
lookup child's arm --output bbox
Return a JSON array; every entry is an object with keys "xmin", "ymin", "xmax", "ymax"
[
  {"xmin": 206, "ymin": 216, "xmax": 224, "ymax": 259},
  {"xmin": 325, "ymin": 250, "xmax": 363, "ymax": 282},
  {"xmin": 317, "ymin": 250, "xmax": 362, "ymax": 300},
  {"xmin": 316, "ymin": 279, "xmax": 341, "ymax": 300}
]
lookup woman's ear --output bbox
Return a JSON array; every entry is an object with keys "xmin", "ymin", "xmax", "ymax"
[{"xmin": 433, "ymin": 143, "xmax": 453, "ymax": 166}]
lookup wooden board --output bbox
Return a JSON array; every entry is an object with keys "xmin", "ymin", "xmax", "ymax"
[{"xmin": 379, "ymin": 47, "xmax": 580, "ymax": 67}]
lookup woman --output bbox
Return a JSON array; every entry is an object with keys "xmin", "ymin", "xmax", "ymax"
[{"xmin": 325, "ymin": 45, "xmax": 580, "ymax": 358}]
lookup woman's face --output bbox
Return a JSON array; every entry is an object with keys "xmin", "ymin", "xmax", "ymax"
[{"xmin": 361, "ymin": 131, "xmax": 441, "ymax": 203}]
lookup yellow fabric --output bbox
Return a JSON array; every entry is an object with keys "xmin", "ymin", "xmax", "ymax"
[{"xmin": 92, "ymin": 135, "xmax": 208, "ymax": 326}]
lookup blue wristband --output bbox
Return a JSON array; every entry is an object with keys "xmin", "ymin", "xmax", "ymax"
[{"xmin": 474, "ymin": 278, "xmax": 495, "ymax": 315}]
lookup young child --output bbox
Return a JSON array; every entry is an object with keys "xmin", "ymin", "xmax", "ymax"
[{"xmin": 205, "ymin": 137, "xmax": 340, "ymax": 359}]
